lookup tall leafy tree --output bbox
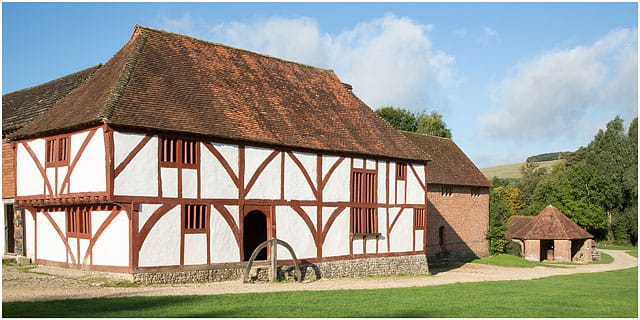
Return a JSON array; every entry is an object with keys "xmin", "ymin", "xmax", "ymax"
[
  {"xmin": 375, "ymin": 106, "xmax": 417, "ymax": 132},
  {"xmin": 417, "ymin": 111, "xmax": 452, "ymax": 138}
]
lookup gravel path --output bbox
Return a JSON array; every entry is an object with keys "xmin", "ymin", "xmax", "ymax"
[{"xmin": 2, "ymin": 249, "xmax": 636, "ymax": 302}]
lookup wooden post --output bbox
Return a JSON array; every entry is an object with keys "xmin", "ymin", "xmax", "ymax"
[{"xmin": 271, "ymin": 237, "xmax": 278, "ymax": 282}]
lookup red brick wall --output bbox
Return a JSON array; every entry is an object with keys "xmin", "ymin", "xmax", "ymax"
[
  {"xmin": 426, "ymin": 184, "xmax": 489, "ymax": 260},
  {"xmin": 2, "ymin": 141, "xmax": 15, "ymax": 199}
]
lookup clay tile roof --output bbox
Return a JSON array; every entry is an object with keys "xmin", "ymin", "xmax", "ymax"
[
  {"xmin": 400, "ymin": 131, "xmax": 491, "ymax": 187},
  {"xmin": 2, "ymin": 64, "xmax": 102, "ymax": 136},
  {"xmin": 9, "ymin": 25, "xmax": 425, "ymax": 162},
  {"xmin": 507, "ymin": 205, "xmax": 593, "ymax": 240}
]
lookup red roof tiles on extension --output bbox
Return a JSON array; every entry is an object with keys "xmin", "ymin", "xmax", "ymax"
[
  {"xmin": 508, "ymin": 205, "xmax": 593, "ymax": 240},
  {"xmin": 2, "ymin": 64, "xmax": 102, "ymax": 136},
  {"xmin": 10, "ymin": 25, "xmax": 426, "ymax": 162},
  {"xmin": 400, "ymin": 131, "xmax": 491, "ymax": 187}
]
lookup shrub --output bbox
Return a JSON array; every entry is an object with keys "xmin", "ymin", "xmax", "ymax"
[{"xmin": 505, "ymin": 242, "xmax": 522, "ymax": 257}]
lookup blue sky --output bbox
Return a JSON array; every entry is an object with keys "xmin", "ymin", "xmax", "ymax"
[{"xmin": 2, "ymin": 2, "xmax": 638, "ymax": 168}]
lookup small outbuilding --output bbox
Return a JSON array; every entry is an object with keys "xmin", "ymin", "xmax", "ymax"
[{"xmin": 507, "ymin": 205, "xmax": 593, "ymax": 263}]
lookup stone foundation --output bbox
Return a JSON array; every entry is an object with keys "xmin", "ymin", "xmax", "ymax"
[{"xmin": 133, "ymin": 254, "xmax": 429, "ymax": 284}]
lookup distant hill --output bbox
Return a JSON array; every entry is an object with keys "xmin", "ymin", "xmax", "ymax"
[
  {"xmin": 480, "ymin": 159, "xmax": 564, "ymax": 180},
  {"xmin": 526, "ymin": 152, "xmax": 571, "ymax": 163}
]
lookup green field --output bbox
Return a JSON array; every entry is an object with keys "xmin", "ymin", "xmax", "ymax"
[
  {"xmin": 3, "ymin": 267, "xmax": 636, "ymax": 318},
  {"xmin": 481, "ymin": 160, "xmax": 564, "ymax": 180}
]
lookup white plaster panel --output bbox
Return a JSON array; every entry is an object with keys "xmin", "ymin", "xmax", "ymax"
[
  {"xmin": 415, "ymin": 230, "xmax": 424, "ymax": 252},
  {"xmin": 37, "ymin": 211, "xmax": 67, "ymax": 262},
  {"xmin": 201, "ymin": 144, "xmax": 238, "ymax": 199},
  {"xmin": 245, "ymin": 153, "xmax": 280, "ymax": 200},
  {"xmin": 91, "ymin": 211, "xmax": 109, "ymax": 237},
  {"xmin": 70, "ymin": 130, "xmax": 106, "ymax": 193},
  {"xmin": 406, "ymin": 164, "xmax": 425, "ymax": 205},
  {"xmin": 244, "ymin": 146, "xmax": 274, "ymax": 184},
  {"xmin": 161, "ymin": 167, "xmax": 178, "ymax": 198},
  {"xmin": 321, "ymin": 208, "xmax": 349, "ymax": 257},
  {"xmin": 292, "ymin": 151, "xmax": 317, "ymax": 177},
  {"xmin": 25, "ymin": 210, "xmax": 35, "ymax": 259},
  {"xmin": 57, "ymin": 166, "xmax": 67, "ymax": 194},
  {"xmin": 211, "ymin": 205, "xmax": 240, "ymax": 263},
  {"xmin": 184, "ymin": 233, "xmax": 208, "ymax": 265},
  {"xmin": 225, "ymin": 205, "xmax": 240, "ymax": 227},
  {"xmin": 29, "ymin": 139, "xmax": 46, "ymax": 166},
  {"xmin": 275, "ymin": 206, "xmax": 316, "ymax": 259},
  {"xmin": 366, "ymin": 237, "xmax": 377, "ymax": 254},
  {"xmin": 322, "ymin": 159, "xmax": 350, "ymax": 202},
  {"xmin": 389, "ymin": 163, "xmax": 396, "ymax": 205},
  {"xmin": 302, "ymin": 206, "xmax": 317, "ymax": 229},
  {"xmin": 284, "ymin": 154, "xmax": 315, "ymax": 201},
  {"xmin": 353, "ymin": 158, "xmax": 363, "ymax": 169},
  {"xmin": 389, "ymin": 211, "xmax": 413, "ymax": 252},
  {"xmin": 321, "ymin": 155, "xmax": 340, "ymax": 179},
  {"xmin": 92, "ymin": 211, "xmax": 129, "ymax": 267},
  {"xmin": 68, "ymin": 239, "xmax": 78, "ymax": 263},
  {"xmin": 113, "ymin": 131, "xmax": 144, "ymax": 168},
  {"xmin": 378, "ymin": 208, "xmax": 388, "ymax": 253},
  {"xmin": 365, "ymin": 159, "xmax": 376, "ymax": 170},
  {"xmin": 213, "ymin": 142, "xmax": 239, "ymax": 177},
  {"xmin": 79, "ymin": 238, "xmax": 90, "ymax": 265},
  {"xmin": 352, "ymin": 236, "xmax": 363, "ymax": 255},
  {"xmin": 46, "ymin": 168, "xmax": 55, "ymax": 196},
  {"xmin": 114, "ymin": 138, "xmax": 158, "ymax": 196},
  {"xmin": 388, "ymin": 208, "xmax": 400, "ymax": 233},
  {"xmin": 378, "ymin": 162, "xmax": 387, "ymax": 204},
  {"xmin": 138, "ymin": 206, "xmax": 181, "ymax": 267},
  {"xmin": 139, "ymin": 204, "xmax": 163, "ymax": 231},
  {"xmin": 70, "ymin": 131, "xmax": 89, "ymax": 161},
  {"xmin": 182, "ymin": 169, "xmax": 198, "ymax": 199},
  {"xmin": 396, "ymin": 180, "xmax": 406, "ymax": 205}
]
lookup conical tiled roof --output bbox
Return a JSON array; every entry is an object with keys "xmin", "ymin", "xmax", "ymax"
[
  {"xmin": 508, "ymin": 205, "xmax": 593, "ymax": 240},
  {"xmin": 9, "ymin": 25, "xmax": 425, "ymax": 162}
]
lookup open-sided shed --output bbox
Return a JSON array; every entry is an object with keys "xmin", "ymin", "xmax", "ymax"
[{"xmin": 507, "ymin": 205, "xmax": 593, "ymax": 263}]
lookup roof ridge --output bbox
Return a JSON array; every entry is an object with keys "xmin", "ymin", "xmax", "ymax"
[
  {"xmin": 98, "ymin": 28, "xmax": 149, "ymax": 122},
  {"xmin": 133, "ymin": 24, "xmax": 336, "ymax": 74}
]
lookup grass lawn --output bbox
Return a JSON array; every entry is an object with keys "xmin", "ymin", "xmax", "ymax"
[
  {"xmin": 3, "ymin": 267, "xmax": 636, "ymax": 318},
  {"xmin": 471, "ymin": 254, "xmax": 545, "ymax": 267}
]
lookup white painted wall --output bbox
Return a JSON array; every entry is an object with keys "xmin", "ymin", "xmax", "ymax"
[
  {"xmin": 161, "ymin": 168, "xmax": 178, "ymax": 198},
  {"xmin": 389, "ymin": 210, "xmax": 413, "ymax": 252},
  {"xmin": 415, "ymin": 230, "xmax": 424, "ymax": 252},
  {"xmin": 406, "ymin": 164, "xmax": 425, "ymax": 205},
  {"xmin": 201, "ymin": 143, "xmax": 238, "ymax": 199},
  {"xmin": 182, "ymin": 169, "xmax": 198, "ymax": 199},
  {"xmin": 365, "ymin": 236, "xmax": 377, "ymax": 254},
  {"xmin": 377, "ymin": 162, "xmax": 387, "ymax": 205},
  {"xmin": 37, "ymin": 211, "xmax": 66, "ymax": 262},
  {"xmin": 69, "ymin": 130, "xmax": 106, "ymax": 193},
  {"xmin": 57, "ymin": 166, "xmax": 67, "ymax": 193},
  {"xmin": 211, "ymin": 205, "xmax": 240, "ymax": 263},
  {"xmin": 114, "ymin": 136, "xmax": 158, "ymax": 197},
  {"xmin": 113, "ymin": 131, "xmax": 144, "ymax": 168},
  {"xmin": 184, "ymin": 233, "xmax": 207, "ymax": 265},
  {"xmin": 377, "ymin": 208, "xmax": 388, "ymax": 253},
  {"xmin": 321, "ymin": 207, "xmax": 349, "ymax": 257},
  {"xmin": 352, "ymin": 236, "xmax": 363, "ymax": 254},
  {"xmin": 283, "ymin": 152, "xmax": 316, "ymax": 200},
  {"xmin": 245, "ymin": 146, "xmax": 280, "ymax": 200},
  {"xmin": 275, "ymin": 206, "xmax": 316, "ymax": 259},
  {"xmin": 322, "ymin": 157, "xmax": 350, "ymax": 202},
  {"xmin": 92, "ymin": 210, "xmax": 129, "ymax": 267},
  {"xmin": 138, "ymin": 206, "xmax": 180, "ymax": 267},
  {"xmin": 25, "ymin": 209, "xmax": 35, "ymax": 260},
  {"xmin": 16, "ymin": 140, "xmax": 45, "ymax": 196},
  {"xmin": 139, "ymin": 204, "xmax": 163, "ymax": 231}
]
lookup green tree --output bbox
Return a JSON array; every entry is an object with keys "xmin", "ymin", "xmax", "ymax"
[
  {"xmin": 487, "ymin": 187, "xmax": 512, "ymax": 254},
  {"xmin": 375, "ymin": 106, "xmax": 417, "ymax": 132},
  {"xmin": 416, "ymin": 111, "xmax": 452, "ymax": 138},
  {"xmin": 516, "ymin": 161, "xmax": 549, "ymax": 214}
]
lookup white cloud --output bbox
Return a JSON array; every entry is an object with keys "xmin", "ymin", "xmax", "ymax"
[
  {"xmin": 478, "ymin": 26, "xmax": 499, "ymax": 46},
  {"xmin": 480, "ymin": 28, "xmax": 638, "ymax": 143},
  {"xmin": 160, "ymin": 13, "xmax": 456, "ymax": 112},
  {"xmin": 160, "ymin": 13, "xmax": 193, "ymax": 34}
]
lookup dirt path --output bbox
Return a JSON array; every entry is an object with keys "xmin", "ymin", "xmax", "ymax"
[{"xmin": 2, "ymin": 249, "xmax": 636, "ymax": 302}]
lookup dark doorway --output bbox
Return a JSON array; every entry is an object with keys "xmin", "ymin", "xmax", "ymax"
[
  {"xmin": 438, "ymin": 226, "xmax": 445, "ymax": 250},
  {"xmin": 243, "ymin": 210, "xmax": 267, "ymax": 261},
  {"xmin": 4, "ymin": 204, "xmax": 15, "ymax": 254},
  {"xmin": 540, "ymin": 240, "xmax": 554, "ymax": 261}
]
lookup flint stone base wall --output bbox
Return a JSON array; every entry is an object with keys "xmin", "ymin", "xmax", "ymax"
[{"xmin": 132, "ymin": 254, "xmax": 429, "ymax": 284}]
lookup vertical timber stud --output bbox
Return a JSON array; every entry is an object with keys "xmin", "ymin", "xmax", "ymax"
[{"xmin": 271, "ymin": 237, "xmax": 278, "ymax": 282}]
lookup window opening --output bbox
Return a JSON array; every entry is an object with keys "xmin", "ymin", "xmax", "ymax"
[
  {"xmin": 441, "ymin": 185, "xmax": 452, "ymax": 197},
  {"xmin": 350, "ymin": 170, "xmax": 378, "ymax": 234},
  {"xmin": 67, "ymin": 207, "xmax": 90, "ymax": 238},
  {"xmin": 414, "ymin": 208, "xmax": 426, "ymax": 230},
  {"xmin": 184, "ymin": 204, "xmax": 207, "ymax": 232},
  {"xmin": 396, "ymin": 163, "xmax": 407, "ymax": 180}
]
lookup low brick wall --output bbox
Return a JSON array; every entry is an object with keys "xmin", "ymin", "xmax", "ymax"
[{"xmin": 133, "ymin": 254, "xmax": 429, "ymax": 284}]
